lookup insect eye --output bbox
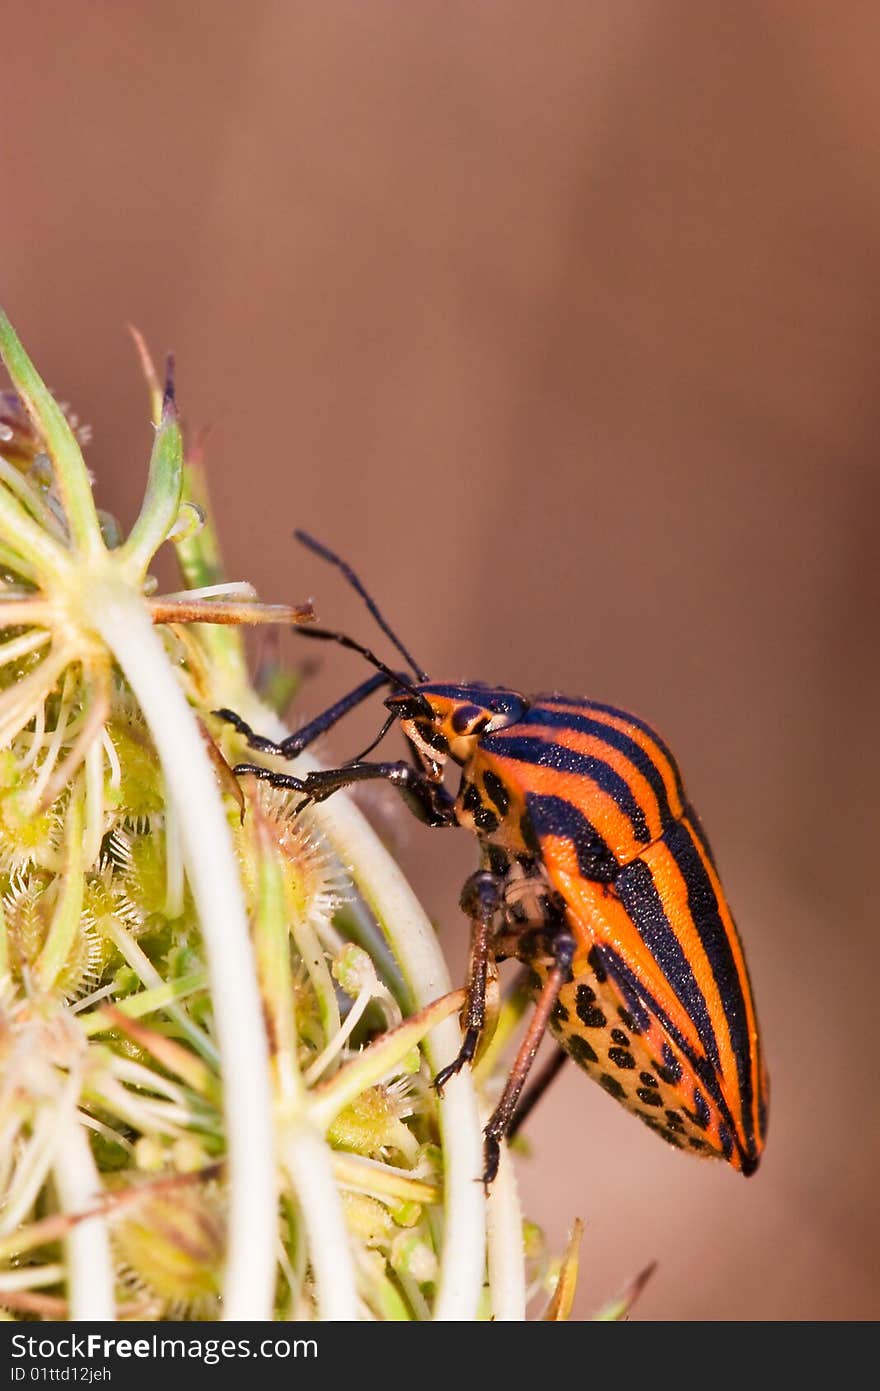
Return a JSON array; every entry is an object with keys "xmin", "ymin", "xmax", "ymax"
[{"xmin": 450, "ymin": 702, "xmax": 484, "ymax": 734}]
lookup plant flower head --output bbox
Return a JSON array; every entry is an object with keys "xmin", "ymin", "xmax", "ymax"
[{"xmin": 0, "ymin": 309, "xmax": 643, "ymax": 1323}]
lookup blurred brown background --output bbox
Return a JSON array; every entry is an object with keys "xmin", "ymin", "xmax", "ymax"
[{"xmin": 3, "ymin": 1, "xmax": 878, "ymax": 1320}]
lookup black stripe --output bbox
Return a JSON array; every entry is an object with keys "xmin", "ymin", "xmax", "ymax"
[
  {"xmin": 613, "ymin": 858, "xmax": 720, "ymax": 1069},
  {"xmin": 538, "ymin": 696, "xmax": 686, "ymax": 805},
  {"xmin": 597, "ymin": 943, "xmax": 747, "ymax": 1158},
  {"xmin": 660, "ymin": 1043, "xmax": 681, "ymax": 1083},
  {"xmin": 663, "ymin": 818, "xmax": 757, "ymax": 1154},
  {"xmin": 756, "ymin": 1043, "xmax": 768, "ymax": 1143},
  {"xmin": 523, "ymin": 703, "xmax": 675, "ymax": 827},
  {"xmin": 524, "ymin": 794, "xmax": 618, "ymax": 882},
  {"xmin": 597, "ymin": 944, "xmax": 701, "ymax": 1071},
  {"xmin": 485, "ymin": 733, "xmax": 650, "ymax": 843},
  {"xmin": 682, "ymin": 802, "xmax": 718, "ymax": 871},
  {"xmin": 425, "ymin": 683, "xmax": 485, "ymax": 701}
]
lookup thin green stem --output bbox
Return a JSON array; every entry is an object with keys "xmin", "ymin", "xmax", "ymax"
[
  {"xmin": 103, "ymin": 1010, "xmax": 217, "ymax": 1099},
  {"xmin": 0, "ymin": 309, "xmax": 103, "ymax": 559},
  {"xmin": 174, "ymin": 458, "xmax": 249, "ymax": 683},
  {"xmin": 0, "ymin": 541, "xmax": 38, "ymax": 582},
  {"xmin": 0, "ymin": 456, "xmax": 67, "ymax": 541},
  {"xmin": 117, "ymin": 396, "xmax": 183, "ymax": 583},
  {"xmin": 308, "ymin": 989, "xmax": 464, "ymax": 1133},
  {"xmin": 79, "ymin": 970, "xmax": 208, "ymax": 1036},
  {"xmin": 0, "ymin": 480, "xmax": 70, "ymax": 583},
  {"xmin": 331, "ymin": 1152, "xmax": 440, "ymax": 1205}
]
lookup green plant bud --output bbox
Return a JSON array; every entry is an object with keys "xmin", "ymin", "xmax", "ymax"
[
  {"xmin": 112, "ymin": 1185, "xmax": 225, "ymax": 1312},
  {"xmin": 389, "ymin": 1231, "xmax": 437, "ymax": 1284},
  {"xmin": 390, "ymin": 1200, "xmax": 422, "ymax": 1228},
  {"xmin": 340, "ymin": 1192, "xmax": 393, "ymax": 1247},
  {"xmin": 333, "ymin": 944, "xmax": 377, "ymax": 998}
]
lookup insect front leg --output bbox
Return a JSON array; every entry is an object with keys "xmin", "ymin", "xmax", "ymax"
[
  {"xmin": 481, "ymin": 927, "xmax": 576, "ymax": 1188},
  {"xmin": 214, "ymin": 671, "xmax": 392, "ymax": 758},
  {"xmin": 433, "ymin": 869, "xmax": 504, "ymax": 1093},
  {"xmin": 233, "ymin": 757, "xmax": 457, "ymax": 827}
]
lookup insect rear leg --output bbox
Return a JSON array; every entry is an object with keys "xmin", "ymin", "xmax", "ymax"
[
  {"xmin": 433, "ymin": 870, "xmax": 503, "ymax": 1093},
  {"xmin": 506, "ymin": 1046, "xmax": 570, "ymax": 1140},
  {"xmin": 214, "ymin": 671, "xmax": 392, "ymax": 758},
  {"xmin": 481, "ymin": 928, "xmax": 576, "ymax": 1187}
]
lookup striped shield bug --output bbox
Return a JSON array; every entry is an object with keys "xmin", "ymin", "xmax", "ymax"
[{"xmin": 218, "ymin": 533, "xmax": 767, "ymax": 1184}]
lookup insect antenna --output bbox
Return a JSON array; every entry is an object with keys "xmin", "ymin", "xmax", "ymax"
[
  {"xmin": 295, "ymin": 529, "xmax": 428, "ymax": 681},
  {"xmin": 344, "ymin": 711, "xmax": 398, "ymax": 764},
  {"xmin": 295, "ymin": 626, "xmax": 429, "ymax": 709}
]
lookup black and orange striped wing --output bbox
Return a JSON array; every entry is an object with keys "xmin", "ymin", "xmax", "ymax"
[{"xmin": 477, "ymin": 696, "xmax": 768, "ymax": 1174}]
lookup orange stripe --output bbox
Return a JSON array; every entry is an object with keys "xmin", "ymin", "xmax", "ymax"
[
  {"xmin": 680, "ymin": 817, "xmax": 765, "ymax": 1152},
  {"xmin": 540, "ymin": 840, "xmax": 735, "ymax": 1163},
  {"xmin": 549, "ymin": 724, "xmax": 666, "ymax": 843},
  {"xmin": 544, "ymin": 837, "xmax": 707, "ymax": 1062},
  {"xmin": 553, "ymin": 701, "xmax": 685, "ymax": 822},
  {"xmin": 485, "ymin": 744, "xmax": 640, "ymax": 863},
  {"xmin": 636, "ymin": 836, "xmax": 749, "ymax": 1149}
]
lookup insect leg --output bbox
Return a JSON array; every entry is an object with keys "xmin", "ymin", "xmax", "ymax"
[
  {"xmin": 214, "ymin": 671, "xmax": 391, "ymax": 757},
  {"xmin": 506, "ymin": 1047, "xmax": 570, "ymax": 1140},
  {"xmin": 481, "ymin": 928, "xmax": 576, "ymax": 1187},
  {"xmin": 433, "ymin": 870, "xmax": 503, "ymax": 1093},
  {"xmin": 233, "ymin": 758, "xmax": 457, "ymax": 827}
]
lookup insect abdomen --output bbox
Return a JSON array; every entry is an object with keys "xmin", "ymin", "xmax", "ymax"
[
  {"xmin": 525, "ymin": 804, "xmax": 766, "ymax": 1173},
  {"xmin": 540, "ymin": 956, "xmax": 723, "ymax": 1161},
  {"xmin": 474, "ymin": 695, "xmax": 766, "ymax": 1173}
]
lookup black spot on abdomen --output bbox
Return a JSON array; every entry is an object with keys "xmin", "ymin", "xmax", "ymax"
[
  {"xmin": 636, "ymin": 1087, "xmax": 663, "ymax": 1108},
  {"xmin": 566, "ymin": 1036, "xmax": 598, "ymax": 1067},
  {"xmin": 598, "ymin": 1072, "xmax": 626, "ymax": 1100},
  {"xmin": 575, "ymin": 985, "xmax": 607, "ymax": 1029},
  {"xmin": 609, "ymin": 1047, "xmax": 636, "ymax": 1070}
]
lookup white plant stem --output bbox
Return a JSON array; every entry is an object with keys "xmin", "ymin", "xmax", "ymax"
[
  {"xmin": 222, "ymin": 693, "xmax": 490, "ymax": 1322},
  {"xmin": 281, "ymin": 1123, "xmax": 359, "ymax": 1321},
  {"xmin": 303, "ymin": 985, "xmax": 371, "ymax": 1085},
  {"xmin": 485, "ymin": 1138, "xmax": 527, "ymax": 1320},
  {"xmin": 0, "ymin": 1071, "xmax": 81, "ymax": 1237},
  {"xmin": 87, "ymin": 581, "xmax": 276, "ymax": 1321},
  {"xmin": 306, "ymin": 788, "xmax": 489, "ymax": 1321},
  {"xmin": 52, "ymin": 1111, "xmax": 115, "ymax": 1321},
  {"xmin": 0, "ymin": 1263, "xmax": 65, "ymax": 1291}
]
